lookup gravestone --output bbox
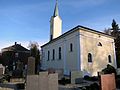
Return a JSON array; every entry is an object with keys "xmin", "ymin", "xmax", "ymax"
[
  {"xmin": 39, "ymin": 72, "xmax": 48, "ymax": 90},
  {"xmin": 0, "ymin": 64, "xmax": 5, "ymax": 75},
  {"xmin": 100, "ymin": 73, "xmax": 116, "ymax": 90},
  {"xmin": 0, "ymin": 68, "xmax": 3, "ymax": 76},
  {"xmin": 26, "ymin": 75, "xmax": 39, "ymax": 90},
  {"xmin": 116, "ymin": 68, "xmax": 120, "ymax": 75},
  {"xmin": 12, "ymin": 61, "xmax": 23, "ymax": 78},
  {"xmin": 26, "ymin": 72, "xmax": 58, "ymax": 90},
  {"xmin": 16, "ymin": 60, "xmax": 23, "ymax": 71},
  {"xmin": 71, "ymin": 71, "xmax": 83, "ymax": 84},
  {"xmin": 27, "ymin": 57, "xmax": 35, "ymax": 75},
  {"xmin": 48, "ymin": 73, "xmax": 58, "ymax": 90}
]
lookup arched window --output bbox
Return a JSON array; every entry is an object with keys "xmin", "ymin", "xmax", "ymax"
[
  {"xmin": 98, "ymin": 42, "xmax": 102, "ymax": 46},
  {"xmin": 70, "ymin": 43, "xmax": 73, "ymax": 52},
  {"xmin": 108, "ymin": 55, "xmax": 112, "ymax": 63},
  {"xmin": 47, "ymin": 51, "xmax": 50, "ymax": 61},
  {"xmin": 53, "ymin": 49, "xmax": 55, "ymax": 60},
  {"xmin": 59, "ymin": 47, "xmax": 61, "ymax": 59},
  {"xmin": 88, "ymin": 53, "xmax": 92, "ymax": 62}
]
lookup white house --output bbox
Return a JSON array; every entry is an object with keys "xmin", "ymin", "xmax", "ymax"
[{"xmin": 41, "ymin": 1, "xmax": 117, "ymax": 76}]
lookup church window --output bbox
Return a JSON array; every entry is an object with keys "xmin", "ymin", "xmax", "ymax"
[
  {"xmin": 98, "ymin": 42, "xmax": 102, "ymax": 46},
  {"xmin": 59, "ymin": 47, "xmax": 61, "ymax": 59},
  {"xmin": 108, "ymin": 55, "xmax": 112, "ymax": 63},
  {"xmin": 50, "ymin": 35, "xmax": 53, "ymax": 41},
  {"xmin": 53, "ymin": 49, "xmax": 55, "ymax": 60},
  {"xmin": 88, "ymin": 53, "xmax": 92, "ymax": 62},
  {"xmin": 47, "ymin": 51, "xmax": 50, "ymax": 61},
  {"xmin": 70, "ymin": 43, "xmax": 73, "ymax": 52}
]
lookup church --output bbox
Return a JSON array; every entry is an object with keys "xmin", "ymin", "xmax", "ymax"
[{"xmin": 41, "ymin": 1, "xmax": 117, "ymax": 76}]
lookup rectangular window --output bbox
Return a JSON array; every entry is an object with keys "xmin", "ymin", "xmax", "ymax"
[
  {"xmin": 59, "ymin": 47, "xmax": 61, "ymax": 59},
  {"xmin": 47, "ymin": 51, "xmax": 50, "ymax": 61},
  {"xmin": 53, "ymin": 49, "xmax": 55, "ymax": 60},
  {"xmin": 70, "ymin": 43, "xmax": 73, "ymax": 52},
  {"xmin": 50, "ymin": 35, "xmax": 53, "ymax": 41}
]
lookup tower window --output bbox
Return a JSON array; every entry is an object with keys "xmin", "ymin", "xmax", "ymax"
[
  {"xmin": 50, "ymin": 35, "xmax": 53, "ymax": 41},
  {"xmin": 53, "ymin": 49, "xmax": 55, "ymax": 60},
  {"xmin": 70, "ymin": 43, "xmax": 73, "ymax": 52},
  {"xmin": 88, "ymin": 53, "xmax": 92, "ymax": 63},
  {"xmin": 47, "ymin": 51, "xmax": 50, "ymax": 61},
  {"xmin": 108, "ymin": 55, "xmax": 112, "ymax": 63},
  {"xmin": 59, "ymin": 47, "xmax": 61, "ymax": 59}
]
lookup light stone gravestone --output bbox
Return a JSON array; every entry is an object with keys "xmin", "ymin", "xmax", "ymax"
[
  {"xmin": 48, "ymin": 73, "xmax": 58, "ymax": 90},
  {"xmin": 26, "ymin": 75, "xmax": 39, "ymax": 90},
  {"xmin": 100, "ymin": 73, "xmax": 116, "ymax": 90},
  {"xmin": 27, "ymin": 57, "xmax": 35, "ymax": 75},
  {"xmin": 116, "ymin": 68, "xmax": 120, "ymax": 75},
  {"xmin": 26, "ymin": 72, "xmax": 58, "ymax": 90},
  {"xmin": 39, "ymin": 72, "xmax": 48, "ymax": 90},
  {"xmin": 0, "ymin": 64, "xmax": 5, "ymax": 75},
  {"xmin": 71, "ymin": 71, "xmax": 83, "ymax": 84}
]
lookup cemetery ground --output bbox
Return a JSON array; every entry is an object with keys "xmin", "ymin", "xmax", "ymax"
[
  {"xmin": 0, "ymin": 73, "xmax": 120, "ymax": 90},
  {"xmin": 0, "ymin": 57, "xmax": 120, "ymax": 90},
  {"xmin": 0, "ymin": 69, "xmax": 120, "ymax": 90}
]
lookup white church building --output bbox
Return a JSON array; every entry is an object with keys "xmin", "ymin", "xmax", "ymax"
[{"xmin": 41, "ymin": 1, "xmax": 117, "ymax": 76}]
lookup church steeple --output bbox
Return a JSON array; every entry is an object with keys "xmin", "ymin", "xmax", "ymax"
[
  {"xmin": 50, "ymin": 0, "xmax": 62, "ymax": 41},
  {"xmin": 53, "ymin": 0, "xmax": 59, "ymax": 17}
]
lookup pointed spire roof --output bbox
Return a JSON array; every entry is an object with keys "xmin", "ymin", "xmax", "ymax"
[{"xmin": 53, "ymin": 0, "xmax": 59, "ymax": 17}]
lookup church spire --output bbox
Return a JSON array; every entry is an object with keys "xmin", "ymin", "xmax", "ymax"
[
  {"xmin": 53, "ymin": 0, "xmax": 59, "ymax": 17},
  {"xmin": 50, "ymin": 0, "xmax": 62, "ymax": 41}
]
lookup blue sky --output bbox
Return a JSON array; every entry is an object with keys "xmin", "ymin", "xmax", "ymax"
[{"xmin": 0, "ymin": 0, "xmax": 120, "ymax": 51}]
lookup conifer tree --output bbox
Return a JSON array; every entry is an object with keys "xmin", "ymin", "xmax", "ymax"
[{"xmin": 111, "ymin": 19, "xmax": 120, "ymax": 67}]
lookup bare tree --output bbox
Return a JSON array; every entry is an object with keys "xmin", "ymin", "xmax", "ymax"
[
  {"xmin": 104, "ymin": 28, "xmax": 112, "ymax": 35},
  {"xmin": 28, "ymin": 41, "xmax": 40, "ymax": 74}
]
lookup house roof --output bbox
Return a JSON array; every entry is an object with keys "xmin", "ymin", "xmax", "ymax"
[
  {"xmin": 2, "ymin": 43, "xmax": 29, "ymax": 52},
  {"xmin": 41, "ymin": 25, "xmax": 114, "ymax": 48}
]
